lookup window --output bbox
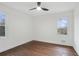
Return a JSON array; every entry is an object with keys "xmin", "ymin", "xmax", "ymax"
[
  {"xmin": 57, "ymin": 17, "xmax": 68, "ymax": 35},
  {"xmin": 0, "ymin": 11, "xmax": 5, "ymax": 36}
]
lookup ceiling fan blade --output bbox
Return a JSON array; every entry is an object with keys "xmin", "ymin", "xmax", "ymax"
[
  {"xmin": 37, "ymin": 2, "xmax": 41, "ymax": 6},
  {"xmin": 29, "ymin": 8, "xmax": 36, "ymax": 10},
  {"xmin": 41, "ymin": 8, "xmax": 49, "ymax": 11}
]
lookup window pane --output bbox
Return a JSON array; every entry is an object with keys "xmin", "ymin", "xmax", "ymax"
[
  {"xmin": 0, "ymin": 11, "xmax": 5, "ymax": 36},
  {"xmin": 57, "ymin": 17, "xmax": 68, "ymax": 35}
]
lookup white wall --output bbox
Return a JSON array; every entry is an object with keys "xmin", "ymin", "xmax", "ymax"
[
  {"xmin": 0, "ymin": 4, "xmax": 32, "ymax": 52},
  {"xmin": 74, "ymin": 4, "xmax": 79, "ymax": 55},
  {"xmin": 0, "ymin": 3, "xmax": 75, "ymax": 53},
  {"xmin": 32, "ymin": 11, "xmax": 74, "ymax": 46}
]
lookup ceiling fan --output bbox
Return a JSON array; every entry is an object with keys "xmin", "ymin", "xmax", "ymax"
[{"xmin": 29, "ymin": 2, "xmax": 49, "ymax": 11}]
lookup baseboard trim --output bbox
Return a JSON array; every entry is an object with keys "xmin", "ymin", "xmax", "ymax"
[
  {"xmin": 73, "ymin": 47, "xmax": 79, "ymax": 56},
  {"xmin": 32, "ymin": 40, "xmax": 72, "ymax": 47},
  {"xmin": 0, "ymin": 40, "xmax": 31, "ymax": 53}
]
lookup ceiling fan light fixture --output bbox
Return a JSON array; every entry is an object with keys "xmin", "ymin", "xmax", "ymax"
[
  {"xmin": 37, "ymin": 7, "xmax": 41, "ymax": 11},
  {"xmin": 29, "ymin": 2, "xmax": 49, "ymax": 11}
]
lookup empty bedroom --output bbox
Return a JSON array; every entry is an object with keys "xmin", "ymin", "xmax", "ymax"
[{"xmin": 0, "ymin": 2, "xmax": 79, "ymax": 56}]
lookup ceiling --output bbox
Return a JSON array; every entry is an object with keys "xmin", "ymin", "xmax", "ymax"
[{"xmin": 2, "ymin": 2, "xmax": 79, "ymax": 16}]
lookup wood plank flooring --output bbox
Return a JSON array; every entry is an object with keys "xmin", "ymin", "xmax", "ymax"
[{"xmin": 0, "ymin": 40, "xmax": 78, "ymax": 56}]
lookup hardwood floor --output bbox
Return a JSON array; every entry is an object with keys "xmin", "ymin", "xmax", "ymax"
[{"xmin": 0, "ymin": 40, "xmax": 78, "ymax": 56}]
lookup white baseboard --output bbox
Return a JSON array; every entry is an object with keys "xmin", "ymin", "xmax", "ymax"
[{"xmin": 33, "ymin": 40, "xmax": 72, "ymax": 46}]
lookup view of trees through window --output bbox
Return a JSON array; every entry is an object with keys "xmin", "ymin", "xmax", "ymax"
[
  {"xmin": 0, "ymin": 11, "xmax": 5, "ymax": 36},
  {"xmin": 57, "ymin": 17, "xmax": 68, "ymax": 35}
]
